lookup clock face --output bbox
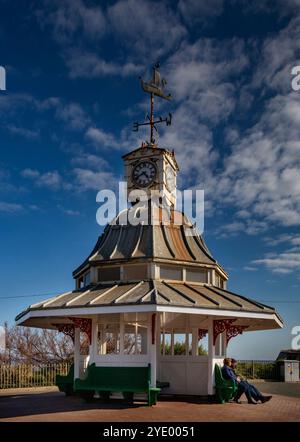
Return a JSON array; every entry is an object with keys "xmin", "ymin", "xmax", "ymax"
[
  {"xmin": 132, "ymin": 161, "xmax": 157, "ymax": 187},
  {"xmin": 165, "ymin": 165, "xmax": 176, "ymax": 192}
]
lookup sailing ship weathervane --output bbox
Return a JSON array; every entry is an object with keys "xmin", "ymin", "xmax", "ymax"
[{"xmin": 133, "ymin": 62, "xmax": 172, "ymax": 146}]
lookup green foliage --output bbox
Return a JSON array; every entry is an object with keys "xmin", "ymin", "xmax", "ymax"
[
  {"xmin": 174, "ymin": 342, "xmax": 186, "ymax": 355},
  {"xmin": 160, "ymin": 342, "xmax": 208, "ymax": 356},
  {"xmin": 198, "ymin": 344, "xmax": 208, "ymax": 356}
]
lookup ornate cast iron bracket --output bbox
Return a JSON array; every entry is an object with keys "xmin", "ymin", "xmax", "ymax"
[
  {"xmin": 68, "ymin": 317, "xmax": 92, "ymax": 345},
  {"xmin": 213, "ymin": 319, "xmax": 236, "ymax": 345},
  {"xmin": 198, "ymin": 329, "xmax": 208, "ymax": 341},
  {"xmin": 213, "ymin": 319, "xmax": 248, "ymax": 346},
  {"xmin": 226, "ymin": 324, "xmax": 248, "ymax": 344},
  {"xmin": 52, "ymin": 323, "xmax": 75, "ymax": 342}
]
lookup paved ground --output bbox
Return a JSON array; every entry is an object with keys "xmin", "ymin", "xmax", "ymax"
[
  {"xmin": 252, "ymin": 381, "xmax": 300, "ymax": 398},
  {"xmin": 0, "ymin": 386, "xmax": 300, "ymax": 422}
]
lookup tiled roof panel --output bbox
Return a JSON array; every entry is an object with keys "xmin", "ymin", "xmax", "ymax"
[{"xmin": 15, "ymin": 281, "xmax": 278, "ymax": 323}]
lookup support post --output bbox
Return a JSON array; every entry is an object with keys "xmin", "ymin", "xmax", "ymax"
[
  {"xmin": 156, "ymin": 312, "xmax": 161, "ymax": 382},
  {"xmin": 150, "ymin": 312, "xmax": 158, "ymax": 387},
  {"xmin": 89, "ymin": 317, "xmax": 97, "ymax": 364},
  {"xmin": 74, "ymin": 327, "xmax": 80, "ymax": 380},
  {"xmin": 207, "ymin": 319, "xmax": 215, "ymax": 395}
]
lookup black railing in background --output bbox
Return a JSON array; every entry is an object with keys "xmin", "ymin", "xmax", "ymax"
[{"xmin": 236, "ymin": 360, "xmax": 280, "ymax": 380}]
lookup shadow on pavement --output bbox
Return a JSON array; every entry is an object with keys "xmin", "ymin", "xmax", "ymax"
[{"xmin": 0, "ymin": 391, "xmax": 146, "ymax": 419}]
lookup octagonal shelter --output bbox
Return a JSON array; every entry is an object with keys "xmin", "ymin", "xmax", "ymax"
[{"xmin": 16, "ymin": 142, "xmax": 283, "ymax": 399}]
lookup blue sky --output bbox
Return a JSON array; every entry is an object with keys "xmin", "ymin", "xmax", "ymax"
[{"xmin": 0, "ymin": 0, "xmax": 300, "ymax": 359}]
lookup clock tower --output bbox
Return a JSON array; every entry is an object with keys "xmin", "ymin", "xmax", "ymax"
[
  {"xmin": 123, "ymin": 63, "xmax": 178, "ymax": 208},
  {"xmin": 122, "ymin": 144, "xmax": 179, "ymax": 208}
]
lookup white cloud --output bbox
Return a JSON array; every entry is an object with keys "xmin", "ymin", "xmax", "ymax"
[
  {"xmin": 37, "ymin": 171, "xmax": 62, "ymax": 189},
  {"xmin": 252, "ymin": 251, "xmax": 300, "ymax": 274},
  {"xmin": 264, "ymin": 234, "xmax": 300, "ymax": 247},
  {"xmin": 0, "ymin": 93, "xmax": 90, "ymax": 135},
  {"xmin": 252, "ymin": 16, "xmax": 300, "ymax": 93},
  {"xmin": 40, "ymin": 97, "xmax": 90, "ymax": 130},
  {"xmin": 21, "ymin": 169, "xmax": 40, "ymax": 179},
  {"xmin": 0, "ymin": 202, "xmax": 23, "ymax": 213},
  {"xmin": 21, "ymin": 169, "xmax": 62, "ymax": 190},
  {"xmin": 37, "ymin": 0, "xmax": 185, "ymax": 77},
  {"xmin": 213, "ymin": 91, "xmax": 300, "ymax": 228},
  {"xmin": 54, "ymin": 102, "xmax": 90, "ymax": 130},
  {"xmin": 86, "ymin": 127, "xmax": 120, "ymax": 150},
  {"xmin": 57, "ymin": 205, "xmax": 80, "ymax": 216},
  {"xmin": 85, "ymin": 125, "xmax": 140, "ymax": 152},
  {"xmin": 107, "ymin": 0, "xmax": 187, "ymax": 59},
  {"xmin": 0, "ymin": 93, "xmax": 37, "ymax": 117},
  {"xmin": 178, "ymin": 0, "xmax": 224, "ymax": 25},
  {"xmin": 37, "ymin": 0, "xmax": 106, "ymax": 43},
  {"xmin": 73, "ymin": 168, "xmax": 116, "ymax": 191},
  {"xmin": 7, "ymin": 125, "xmax": 40, "ymax": 139},
  {"xmin": 65, "ymin": 50, "xmax": 142, "ymax": 79},
  {"xmin": 71, "ymin": 153, "xmax": 110, "ymax": 170},
  {"xmin": 154, "ymin": 37, "xmax": 248, "ymax": 193}
]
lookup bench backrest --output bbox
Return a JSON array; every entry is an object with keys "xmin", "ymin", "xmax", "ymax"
[
  {"xmin": 68, "ymin": 363, "xmax": 74, "ymax": 379},
  {"xmin": 214, "ymin": 363, "xmax": 225, "ymax": 386},
  {"xmin": 85, "ymin": 364, "xmax": 150, "ymax": 390}
]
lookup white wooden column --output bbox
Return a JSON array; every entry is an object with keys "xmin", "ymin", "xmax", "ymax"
[
  {"xmin": 150, "ymin": 312, "xmax": 158, "ymax": 387},
  {"xmin": 192, "ymin": 328, "xmax": 198, "ymax": 356},
  {"xmin": 156, "ymin": 312, "xmax": 162, "ymax": 378},
  {"xmin": 89, "ymin": 317, "xmax": 97, "ymax": 364},
  {"xmin": 74, "ymin": 327, "xmax": 80, "ymax": 380},
  {"xmin": 207, "ymin": 318, "xmax": 215, "ymax": 395}
]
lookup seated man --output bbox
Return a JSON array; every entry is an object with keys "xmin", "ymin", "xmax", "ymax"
[
  {"xmin": 231, "ymin": 358, "xmax": 272, "ymax": 404},
  {"xmin": 222, "ymin": 358, "xmax": 256, "ymax": 404}
]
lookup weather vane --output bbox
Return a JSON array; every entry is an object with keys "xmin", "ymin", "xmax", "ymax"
[{"xmin": 133, "ymin": 62, "xmax": 172, "ymax": 146}]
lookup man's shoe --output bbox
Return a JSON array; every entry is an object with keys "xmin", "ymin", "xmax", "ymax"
[
  {"xmin": 247, "ymin": 398, "xmax": 257, "ymax": 404},
  {"xmin": 234, "ymin": 398, "xmax": 242, "ymax": 404},
  {"xmin": 261, "ymin": 395, "xmax": 272, "ymax": 403}
]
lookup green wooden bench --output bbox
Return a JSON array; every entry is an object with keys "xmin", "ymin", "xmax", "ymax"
[
  {"xmin": 56, "ymin": 364, "xmax": 74, "ymax": 396},
  {"xmin": 74, "ymin": 363, "xmax": 161, "ymax": 406},
  {"xmin": 214, "ymin": 363, "xmax": 237, "ymax": 404}
]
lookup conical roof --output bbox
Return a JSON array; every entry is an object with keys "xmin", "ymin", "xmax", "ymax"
[{"xmin": 73, "ymin": 207, "xmax": 226, "ymax": 277}]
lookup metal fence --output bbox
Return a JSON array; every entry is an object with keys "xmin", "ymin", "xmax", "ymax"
[
  {"xmin": 237, "ymin": 360, "xmax": 280, "ymax": 380},
  {"xmin": 0, "ymin": 360, "xmax": 280, "ymax": 390},
  {"xmin": 0, "ymin": 363, "xmax": 71, "ymax": 389}
]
